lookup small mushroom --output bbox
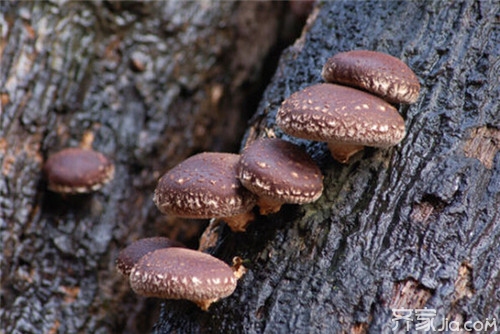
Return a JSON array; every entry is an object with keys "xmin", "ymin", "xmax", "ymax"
[
  {"xmin": 43, "ymin": 147, "xmax": 115, "ymax": 194},
  {"xmin": 237, "ymin": 138, "xmax": 324, "ymax": 214},
  {"xmin": 116, "ymin": 237, "xmax": 184, "ymax": 278},
  {"xmin": 276, "ymin": 83, "xmax": 406, "ymax": 163},
  {"xmin": 129, "ymin": 247, "xmax": 238, "ymax": 311},
  {"xmin": 153, "ymin": 152, "xmax": 257, "ymax": 232},
  {"xmin": 321, "ymin": 50, "xmax": 420, "ymax": 104}
]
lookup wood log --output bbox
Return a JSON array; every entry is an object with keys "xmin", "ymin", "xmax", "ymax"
[
  {"xmin": 154, "ymin": 1, "xmax": 500, "ymax": 333},
  {"xmin": 0, "ymin": 1, "xmax": 290, "ymax": 332}
]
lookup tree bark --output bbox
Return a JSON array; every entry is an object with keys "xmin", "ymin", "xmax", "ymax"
[
  {"xmin": 0, "ymin": 1, "xmax": 291, "ymax": 333},
  {"xmin": 154, "ymin": 1, "xmax": 500, "ymax": 333}
]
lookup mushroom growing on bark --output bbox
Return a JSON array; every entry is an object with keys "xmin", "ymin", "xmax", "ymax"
[
  {"xmin": 43, "ymin": 147, "xmax": 115, "ymax": 194},
  {"xmin": 276, "ymin": 83, "xmax": 406, "ymax": 163},
  {"xmin": 129, "ymin": 248, "xmax": 238, "ymax": 311},
  {"xmin": 321, "ymin": 50, "xmax": 420, "ymax": 104},
  {"xmin": 116, "ymin": 237, "xmax": 184, "ymax": 278},
  {"xmin": 237, "ymin": 138, "xmax": 324, "ymax": 214},
  {"xmin": 153, "ymin": 152, "xmax": 257, "ymax": 232}
]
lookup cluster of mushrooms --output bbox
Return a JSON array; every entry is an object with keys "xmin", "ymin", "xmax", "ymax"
[
  {"xmin": 116, "ymin": 137, "xmax": 325, "ymax": 310},
  {"xmin": 277, "ymin": 50, "xmax": 420, "ymax": 163},
  {"xmin": 43, "ymin": 50, "xmax": 419, "ymax": 311}
]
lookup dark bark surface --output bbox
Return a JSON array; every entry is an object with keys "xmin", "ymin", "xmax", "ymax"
[
  {"xmin": 0, "ymin": 1, "xmax": 292, "ymax": 333},
  {"xmin": 155, "ymin": 1, "xmax": 500, "ymax": 333}
]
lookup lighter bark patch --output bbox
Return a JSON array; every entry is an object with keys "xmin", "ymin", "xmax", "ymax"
[
  {"xmin": 453, "ymin": 262, "xmax": 474, "ymax": 300},
  {"xmin": 463, "ymin": 126, "xmax": 500, "ymax": 169},
  {"xmin": 389, "ymin": 279, "xmax": 432, "ymax": 310},
  {"xmin": 351, "ymin": 322, "xmax": 368, "ymax": 334}
]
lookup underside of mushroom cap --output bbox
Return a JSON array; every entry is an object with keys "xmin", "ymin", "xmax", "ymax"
[
  {"xmin": 321, "ymin": 50, "xmax": 420, "ymax": 104},
  {"xmin": 153, "ymin": 152, "xmax": 257, "ymax": 219},
  {"xmin": 129, "ymin": 248, "xmax": 237, "ymax": 306},
  {"xmin": 276, "ymin": 83, "xmax": 406, "ymax": 148},
  {"xmin": 237, "ymin": 138, "xmax": 323, "ymax": 205}
]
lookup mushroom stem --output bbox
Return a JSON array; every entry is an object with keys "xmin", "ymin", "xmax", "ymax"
[
  {"xmin": 80, "ymin": 131, "xmax": 94, "ymax": 150},
  {"xmin": 231, "ymin": 256, "xmax": 247, "ymax": 280},
  {"xmin": 221, "ymin": 211, "xmax": 255, "ymax": 232},
  {"xmin": 257, "ymin": 197, "xmax": 284, "ymax": 215},
  {"xmin": 327, "ymin": 142, "xmax": 364, "ymax": 164},
  {"xmin": 194, "ymin": 298, "xmax": 218, "ymax": 311}
]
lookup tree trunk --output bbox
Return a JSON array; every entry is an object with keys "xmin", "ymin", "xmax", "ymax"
[
  {"xmin": 0, "ymin": 1, "xmax": 294, "ymax": 333},
  {"xmin": 154, "ymin": 1, "xmax": 500, "ymax": 333}
]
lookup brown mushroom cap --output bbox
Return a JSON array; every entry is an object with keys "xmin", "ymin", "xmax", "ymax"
[
  {"xmin": 116, "ymin": 237, "xmax": 184, "ymax": 278},
  {"xmin": 276, "ymin": 83, "xmax": 406, "ymax": 148},
  {"xmin": 153, "ymin": 152, "xmax": 257, "ymax": 231},
  {"xmin": 321, "ymin": 50, "xmax": 420, "ymax": 104},
  {"xmin": 237, "ymin": 138, "xmax": 323, "ymax": 213},
  {"xmin": 43, "ymin": 147, "xmax": 115, "ymax": 194},
  {"xmin": 129, "ymin": 248, "xmax": 237, "ymax": 310}
]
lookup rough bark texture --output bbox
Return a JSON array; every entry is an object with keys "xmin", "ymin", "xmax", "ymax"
[
  {"xmin": 0, "ymin": 1, "xmax": 295, "ymax": 333},
  {"xmin": 155, "ymin": 1, "xmax": 500, "ymax": 333}
]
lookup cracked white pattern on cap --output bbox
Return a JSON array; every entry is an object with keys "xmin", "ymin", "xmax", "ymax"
[
  {"xmin": 237, "ymin": 138, "xmax": 323, "ymax": 204},
  {"xmin": 153, "ymin": 152, "xmax": 256, "ymax": 218},
  {"xmin": 129, "ymin": 248, "xmax": 237, "ymax": 302},
  {"xmin": 276, "ymin": 83, "xmax": 406, "ymax": 148},
  {"xmin": 321, "ymin": 50, "xmax": 420, "ymax": 104}
]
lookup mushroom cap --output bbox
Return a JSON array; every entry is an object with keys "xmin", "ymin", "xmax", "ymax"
[
  {"xmin": 129, "ymin": 248, "xmax": 237, "ymax": 303},
  {"xmin": 276, "ymin": 83, "xmax": 406, "ymax": 148},
  {"xmin": 43, "ymin": 147, "xmax": 115, "ymax": 194},
  {"xmin": 321, "ymin": 50, "xmax": 420, "ymax": 104},
  {"xmin": 237, "ymin": 138, "xmax": 323, "ymax": 204},
  {"xmin": 153, "ymin": 152, "xmax": 257, "ymax": 219},
  {"xmin": 116, "ymin": 237, "xmax": 184, "ymax": 277}
]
